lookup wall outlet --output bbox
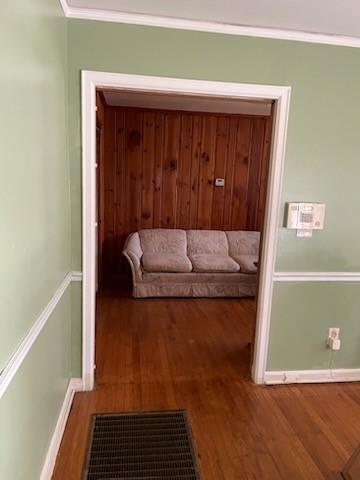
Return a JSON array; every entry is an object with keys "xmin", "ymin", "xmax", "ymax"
[
  {"xmin": 328, "ymin": 328, "xmax": 341, "ymax": 350},
  {"xmin": 328, "ymin": 327, "xmax": 340, "ymax": 340}
]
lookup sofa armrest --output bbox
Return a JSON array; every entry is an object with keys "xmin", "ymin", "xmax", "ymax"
[{"xmin": 123, "ymin": 232, "xmax": 143, "ymax": 283}]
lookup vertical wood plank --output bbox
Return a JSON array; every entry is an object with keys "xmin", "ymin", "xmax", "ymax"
[
  {"xmin": 124, "ymin": 109, "xmax": 143, "ymax": 236},
  {"xmin": 223, "ymin": 117, "xmax": 237, "ymax": 231},
  {"xmin": 197, "ymin": 115, "xmax": 217, "ymax": 229},
  {"xmin": 161, "ymin": 112, "xmax": 180, "ymax": 228},
  {"xmin": 177, "ymin": 113, "xmax": 193, "ymax": 229},
  {"xmin": 211, "ymin": 116, "xmax": 229, "ymax": 230},
  {"xmin": 246, "ymin": 118, "xmax": 266, "ymax": 231},
  {"xmin": 231, "ymin": 118, "xmax": 252, "ymax": 230},
  {"xmin": 103, "ymin": 106, "xmax": 116, "ymax": 274},
  {"xmin": 141, "ymin": 111, "xmax": 156, "ymax": 229},
  {"xmin": 189, "ymin": 115, "xmax": 202, "ymax": 229},
  {"xmin": 96, "ymin": 92, "xmax": 105, "ymax": 286},
  {"xmin": 153, "ymin": 113, "xmax": 164, "ymax": 228},
  {"xmin": 114, "ymin": 109, "xmax": 126, "ymax": 272}
]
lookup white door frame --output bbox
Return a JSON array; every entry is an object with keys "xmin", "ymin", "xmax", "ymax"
[{"xmin": 81, "ymin": 70, "xmax": 291, "ymax": 391}]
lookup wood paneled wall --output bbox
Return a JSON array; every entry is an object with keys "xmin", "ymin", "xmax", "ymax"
[
  {"xmin": 98, "ymin": 103, "xmax": 272, "ymax": 276},
  {"xmin": 96, "ymin": 92, "xmax": 106, "ymax": 285}
]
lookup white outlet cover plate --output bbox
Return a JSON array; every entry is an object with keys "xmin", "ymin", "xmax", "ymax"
[
  {"xmin": 297, "ymin": 229, "xmax": 313, "ymax": 237},
  {"xmin": 328, "ymin": 327, "xmax": 340, "ymax": 340}
]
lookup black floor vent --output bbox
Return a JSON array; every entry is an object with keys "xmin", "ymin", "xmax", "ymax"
[{"xmin": 83, "ymin": 410, "xmax": 202, "ymax": 479}]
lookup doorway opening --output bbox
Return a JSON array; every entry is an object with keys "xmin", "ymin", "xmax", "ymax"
[{"xmin": 82, "ymin": 72, "xmax": 291, "ymax": 391}]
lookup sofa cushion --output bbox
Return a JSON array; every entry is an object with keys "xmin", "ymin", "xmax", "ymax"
[
  {"xmin": 142, "ymin": 253, "xmax": 192, "ymax": 273},
  {"xmin": 190, "ymin": 254, "xmax": 240, "ymax": 273},
  {"xmin": 139, "ymin": 229, "xmax": 187, "ymax": 254},
  {"xmin": 233, "ymin": 254, "xmax": 258, "ymax": 274},
  {"xmin": 226, "ymin": 231, "xmax": 260, "ymax": 255},
  {"xmin": 187, "ymin": 230, "xmax": 229, "ymax": 255}
]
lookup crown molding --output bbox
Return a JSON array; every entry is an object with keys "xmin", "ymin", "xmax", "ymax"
[
  {"xmin": 60, "ymin": 1, "xmax": 360, "ymax": 48},
  {"xmin": 58, "ymin": 0, "xmax": 70, "ymax": 16}
]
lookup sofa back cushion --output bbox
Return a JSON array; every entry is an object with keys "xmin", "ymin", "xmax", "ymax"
[
  {"xmin": 187, "ymin": 230, "xmax": 229, "ymax": 256},
  {"xmin": 139, "ymin": 229, "xmax": 187, "ymax": 254},
  {"xmin": 226, "ymin": 231, "xmax": 260, "ymax": 256}
]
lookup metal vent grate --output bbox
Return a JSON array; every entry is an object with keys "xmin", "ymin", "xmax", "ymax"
[{"xmin": 83, "ymin": 410, "xmax": 202, "ymax": 479}]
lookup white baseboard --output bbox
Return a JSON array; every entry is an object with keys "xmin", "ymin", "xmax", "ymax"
[
  {"xmin": 40, "ymin": 377, "xmax": 83, "ymax": 480},
  {"xmin": 264, "ymin": 369, "xmax": 360, "ymax": 385}
]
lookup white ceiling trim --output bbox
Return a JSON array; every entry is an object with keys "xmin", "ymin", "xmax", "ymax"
[{"xmin": 59, "ymin": 1, "xmax": 360, "ymax": 48}]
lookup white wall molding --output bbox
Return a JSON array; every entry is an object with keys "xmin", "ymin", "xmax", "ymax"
[
  {"xmin": 71, "ymin": 270, "xmax": 83, "ymax": 282},
  {"xmin": 265, "ymin": 369, "xmax": 360, "ymax": 385},
  {"xmin": 0, "ymin": 272, "xmax": 83, "ymax": 400},
  {"xmin": 0, "ymin": 273, "xmax": 72, "ymax": 399},
  {"xmin": 40, "ymin": 378, "xmax": 83, "ymax": 480},
  {"xmin": 274, "ymin": 272, "xmax": 360, "ymax": 282},
  {"xmin": 60, "ymin": 1, "xmax": 360, "ymax": 49},
  {"xmin": 0, "ymin": 271, "xmax": 84, "ymax": 474}
]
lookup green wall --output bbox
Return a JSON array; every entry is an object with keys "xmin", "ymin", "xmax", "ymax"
[
  {"xmin": 269, "ymin": 282, "xmax": 360, "ymax": 370},
  {"xmin": 0, "ymin": 0, "xmax": 70, "ymax": 370},
  {"xmin": 0, "ymin": 290, "xmax": 71, "ymax": 479},
  {"xmin": 0, "ymin": 0, "xmax": 72, "ymax": 478},
  {"xmin": 71, "ymin": 281, "xmax": 82, "ymax": 378},
  {"xmin": 67, "ymin": 20, "xmax": 360, "ymax": 373}
]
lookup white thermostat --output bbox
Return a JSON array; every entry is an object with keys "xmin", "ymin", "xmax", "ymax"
[{"xmin": 286, "ymin": 202, "xmax": 326, "ymax": 237}]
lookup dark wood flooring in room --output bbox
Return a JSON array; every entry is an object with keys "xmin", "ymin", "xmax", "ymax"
[{"xmin": 53, "ymin": 285, "xmax": 360, "ymax": 479}]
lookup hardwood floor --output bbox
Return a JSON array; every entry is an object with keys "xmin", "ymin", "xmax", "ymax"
[{"xmin": 53, "ymin": 285, "xmax": 360, "ymax": 479}]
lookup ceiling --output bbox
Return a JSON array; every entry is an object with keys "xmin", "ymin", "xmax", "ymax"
[
  {"xmin": 102, "ymin": 90, "xmax": 272, "ymax": 116},
  {"xmin": 67, "ymin": 0, "xmax": 360, "ymax": 38}
]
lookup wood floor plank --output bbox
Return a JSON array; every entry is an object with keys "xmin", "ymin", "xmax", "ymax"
[
  {"xmin": 272, "ymin": 386, "xmax": 348, "ymax": 476},
  {"xmin": 53, "ymin": 286, "xmax": 360, "ymax": 480}
]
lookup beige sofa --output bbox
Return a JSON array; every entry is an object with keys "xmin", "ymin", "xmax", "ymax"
[{"xmin": 123, "ymin": 229, "xmax": 260, "ymax": 298}]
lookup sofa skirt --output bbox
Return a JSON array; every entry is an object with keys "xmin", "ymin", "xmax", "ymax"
[{"xmin": 133, "ymin": 273, "xmax": 257, "ymax": 298}]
